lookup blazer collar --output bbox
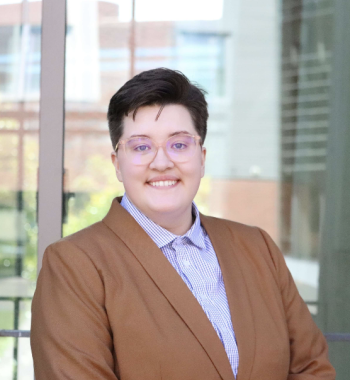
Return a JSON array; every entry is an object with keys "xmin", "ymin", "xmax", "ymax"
[
  {"xmin": 103, "ymin": 198, "xmax": 255, "ymax": 380},
  {"xmin": 200, "ymin": 214, "xmax": 256, "ymax": 380}
]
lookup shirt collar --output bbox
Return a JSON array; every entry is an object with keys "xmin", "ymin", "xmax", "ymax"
[{"xmin": 120, "ymin": 194, "xmax": 206, "ymax": 250}]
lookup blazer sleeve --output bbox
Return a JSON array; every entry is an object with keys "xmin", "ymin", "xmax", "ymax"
[
  {"xmin": 258, "ymin": 228, "xmax": 336, "ymax": 380},
  {"xmin": 31, "ymin": 240, "xmax": 119, "ymax": 380}
]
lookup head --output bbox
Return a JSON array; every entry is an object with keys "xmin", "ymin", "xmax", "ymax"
[
  {"xmin": 107, "ymin": 68, "xmax": 208, "ymax": 148},
  {"xmin": 108, "ymin": 68, "xmax": 209, "ymax": 232}
]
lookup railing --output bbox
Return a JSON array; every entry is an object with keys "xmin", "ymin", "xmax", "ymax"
[
  {"xmin": 1, "ymin": 296, "xmax": 350, "ymax": 380},
  {"xmin": 2, "ymin": 330, "xmax": 350, "ymax": 341},
  {"xmin": 0, "ymin": 330, "xmax": 30, "ymax": 337},
  {"xmin": 325, "ymin": 334, "xmax": 350, "ymax": 342}
]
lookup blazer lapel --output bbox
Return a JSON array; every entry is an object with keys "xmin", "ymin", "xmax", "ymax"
[
  {"xmin": 103, "ymin": 199, "xmax": 235, "ymax": 380},
  {"xmin": 200, "ymin": 214, "xmax": 256, "ymax": 380}
]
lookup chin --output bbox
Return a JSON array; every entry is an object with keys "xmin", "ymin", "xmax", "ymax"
[
  {"xmin": 148, "ymin": 199, "xmax": 186, "ymax": 215},
  {"xmin": 149, "ymin": 203, "xmax": 179, "ymax": 214}
]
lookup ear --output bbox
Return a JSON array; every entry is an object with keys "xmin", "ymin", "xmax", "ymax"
[
  {"xmin": 200, "ymin": 146, "xmax": 206, "ymax": 178},
  {"xmin": 111, "ymin": 151, "xmax": 123, "ymax": 182}
]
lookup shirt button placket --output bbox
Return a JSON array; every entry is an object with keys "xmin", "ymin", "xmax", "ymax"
[
  {"xmin": 183, "ymin": 259, "xmax": 190, "ymax": 267},
  {"xmin": 173, "ymin": 239, "xmax": 189, "ymax": 271}
]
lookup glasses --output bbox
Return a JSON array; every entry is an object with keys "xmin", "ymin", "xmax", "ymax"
[{"xmin": 115, "ymin": 133, "xmax": 202, "ymax": 165}]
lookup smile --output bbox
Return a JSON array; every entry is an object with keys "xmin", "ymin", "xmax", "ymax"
[{"xmin": 148, "ymin": 180, "xmax": 178, "ymax": 187}]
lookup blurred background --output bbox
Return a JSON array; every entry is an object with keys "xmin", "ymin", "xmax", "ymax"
[{"xmin": 0, "ymin": 0, "xmax": 349, "ymax": 378}]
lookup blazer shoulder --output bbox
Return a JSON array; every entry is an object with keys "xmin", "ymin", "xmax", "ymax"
[
  {"xmin": 63, "ymin": 220, "xmax": 108, "ymax": 243},
  {"xmin": 201, "ymin": 213, "xmax": 263, "ymax": 239},
  {"xmin": 44, "ymin": 220, "xmax": 96, "ymax": 246},
  {"xmin": 215, "ymin": 216, "xmax": 281, "ymax": 262},
  {"xmin": 44, "ymin": 220, "xmax": 117, "ymax": 261},
  {"xmin": 200, "ymin": 213, "xmax": 281, "ymax": 270}
]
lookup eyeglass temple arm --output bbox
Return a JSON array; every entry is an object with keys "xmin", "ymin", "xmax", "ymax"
[{"xmin": 115, "ymin": 141, "xmax": 124, "ymax": 151}]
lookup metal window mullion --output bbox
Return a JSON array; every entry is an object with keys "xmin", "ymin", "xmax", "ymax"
[{"xmin": 37, "ymin": 0, "xmax": 67, "ymax": 272}]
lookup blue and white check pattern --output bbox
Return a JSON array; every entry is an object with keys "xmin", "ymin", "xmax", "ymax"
[{"xmin": 121, "ymin": 195, "xmax": 239, "ymax": 376}]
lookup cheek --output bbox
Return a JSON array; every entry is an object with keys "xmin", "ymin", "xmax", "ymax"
[
  {"xmin": 120, "ymin": 164, "xmax": 146, "ymax": 187},
  {"xmin": 181, "ymin": 160, "xmax": 203, "ymax": 187}
]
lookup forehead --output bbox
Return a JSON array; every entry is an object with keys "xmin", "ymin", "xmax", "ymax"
[{"xmin": 122, "ymin": 104, "xmax": 196, "ymax": 139}]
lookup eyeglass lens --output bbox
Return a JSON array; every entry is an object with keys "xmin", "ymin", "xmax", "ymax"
[{"xmin": 125, "ymin": 134, "xmax": 198, "ymax": 165}]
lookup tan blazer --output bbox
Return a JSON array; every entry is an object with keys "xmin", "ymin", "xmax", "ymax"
[{"xmin": 31, "ymin": 198, "xmax": 335, "ymax": 380}]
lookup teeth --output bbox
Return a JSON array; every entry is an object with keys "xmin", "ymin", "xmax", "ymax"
[{"xmin": 149, "ymin": 180, "xmax": 177, "ymax": 187}]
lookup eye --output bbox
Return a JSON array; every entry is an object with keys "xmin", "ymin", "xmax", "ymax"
[
  {"xmin": 172, "ymin": 142, "xmax": 187, "ymax": 150},
  {"xmin": 134, "ymin": 144, "xmax": 151, "ymax": 152}
]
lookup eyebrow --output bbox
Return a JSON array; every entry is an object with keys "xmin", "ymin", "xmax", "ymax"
[{"xmin": 128, "ymin": 131, "xmax": 192, "ymax": 139}]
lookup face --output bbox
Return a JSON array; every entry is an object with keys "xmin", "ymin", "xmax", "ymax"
[{"xmin": 111, "ymin": 104, "xmax": 206, "ymax": 223}]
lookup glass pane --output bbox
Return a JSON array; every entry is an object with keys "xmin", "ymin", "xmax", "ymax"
[
  {"xmin": 281, "ymin": 0, "xmax": 350, "ymax": 376},
  {"xmin": 63, "ymin": 0, "xmax": 350, "ymax": 377},
  {"xmin": 17, "ymin": 300, "xmax": 33, "ymax": 380},
  {"xmin": 63, "ymin": 0, "xmax": 127, "ymax": 236},
  {"xmin": 0, "ymin": 337, "xmax": 15, "ymax": 379},
  {"xmin": 0, "ymin": 0, "xmax": 41, "ymax": 378}
]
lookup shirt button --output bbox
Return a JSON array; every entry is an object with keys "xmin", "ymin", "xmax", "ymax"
[{"xmin": 183, "ymin": 259, "xmax": 190, "ymax": 267}]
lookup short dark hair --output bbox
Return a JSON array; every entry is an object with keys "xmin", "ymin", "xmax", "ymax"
[{"xmin": 107, "ymin": 68, "xmax": 208, "ymax": 149}]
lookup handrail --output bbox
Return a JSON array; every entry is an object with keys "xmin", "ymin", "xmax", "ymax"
[
  {"xmin": 0, "ymin": 330, "xmax": 30, "ymax": 338},
  {"xmin": 324, "ymin": 334, "xmax": 350, "ymax": 342},
  {"xmin": 1, "ymin": 298, "xmax": 350, "ymax": 341},
  {"xmin": 1, "ymin": 330, "xmax": 350, "ymax": 341}
]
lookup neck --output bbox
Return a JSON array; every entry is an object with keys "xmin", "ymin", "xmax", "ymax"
[
  {"xmin": 154, "ymin": 207, "xmax": 194, "ymax": 236},
  {"xmin": 146, "ymin": 207, "xmax": 194, "ymax": 236}
]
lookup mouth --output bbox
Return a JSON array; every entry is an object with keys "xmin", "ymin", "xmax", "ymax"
[{"xmin": 147, "ymin": 180, "xmax": 179, "ymax": 188}]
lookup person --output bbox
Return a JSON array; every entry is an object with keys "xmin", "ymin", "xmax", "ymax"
[{"xmin": 31, "ymin": 68, "xmax": 335, "ymax": 380}]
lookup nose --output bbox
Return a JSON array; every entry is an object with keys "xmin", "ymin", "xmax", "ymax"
[{"xmin": 149, "ymin": 146, "xmax": 175, "ymax": 171}]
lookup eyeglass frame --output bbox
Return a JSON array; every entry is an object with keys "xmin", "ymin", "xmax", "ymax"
[{"xmin": 114, "ymin": 133, "xmax": 203, "ymax": 163}]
